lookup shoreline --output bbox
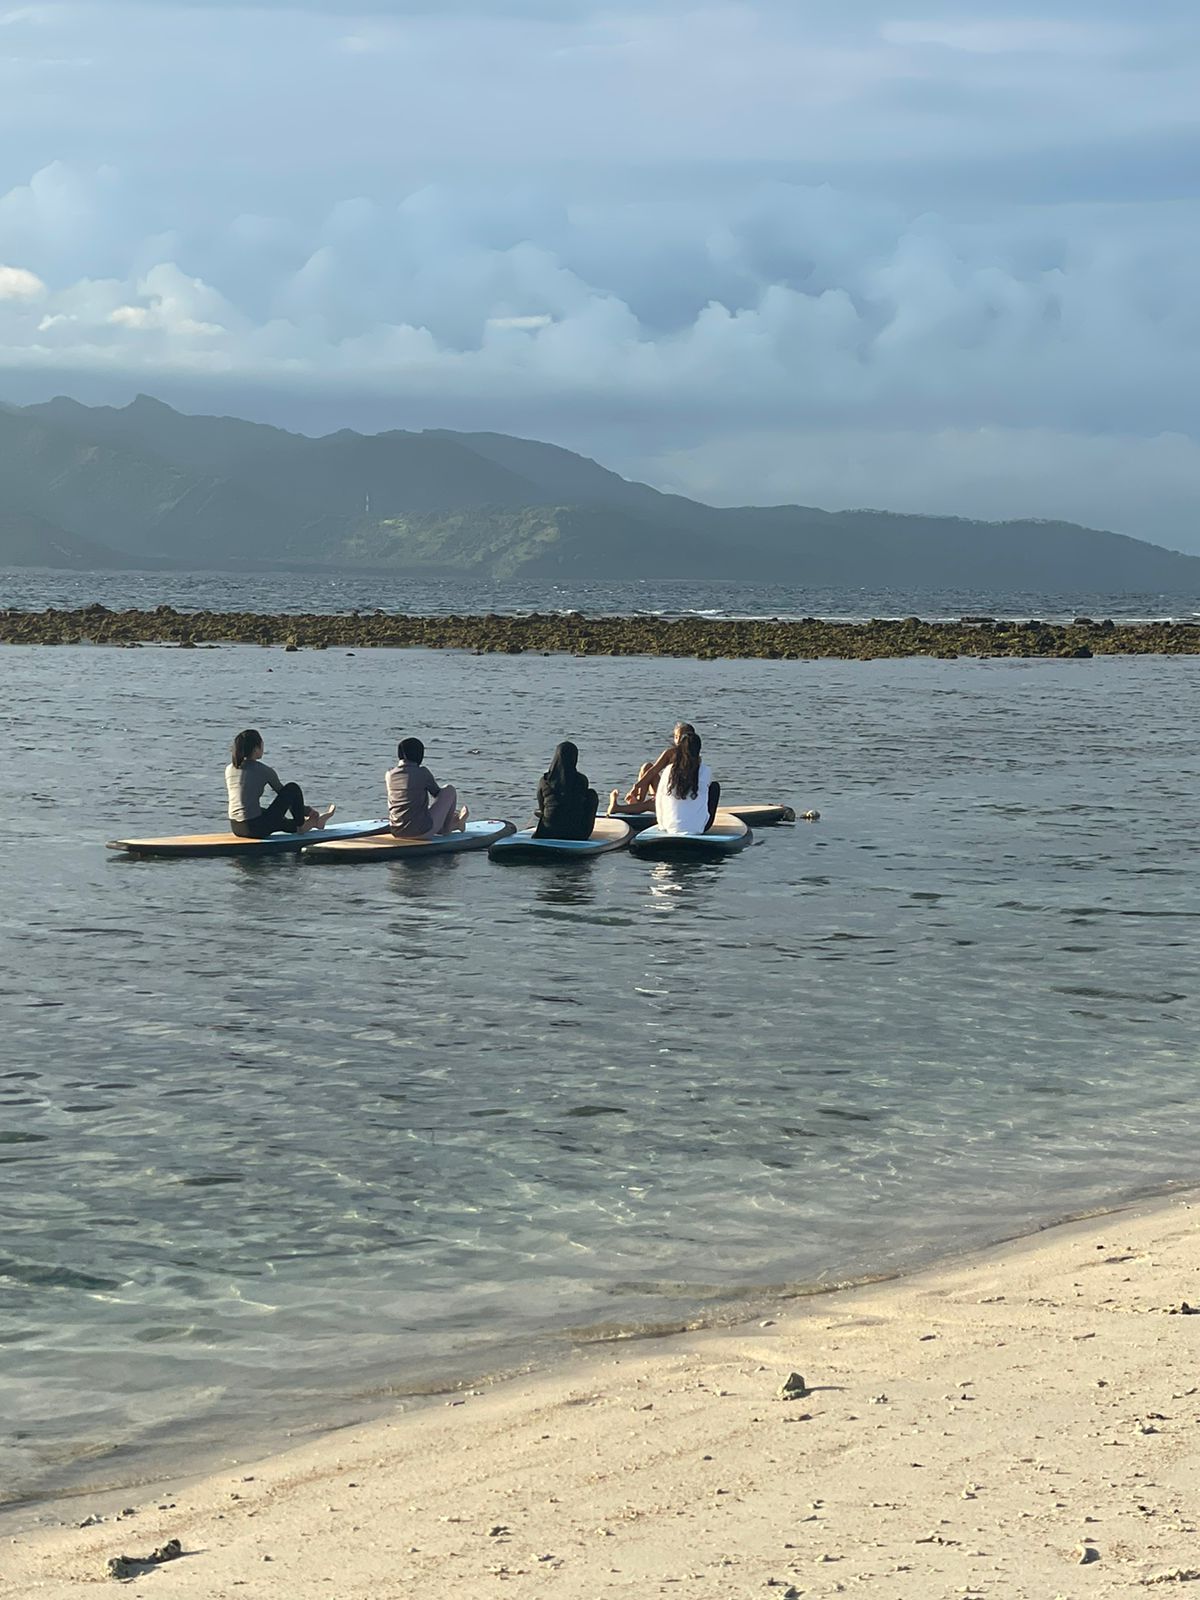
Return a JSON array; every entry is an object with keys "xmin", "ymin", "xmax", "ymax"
[
  {"xmin": 9, "ymin": 1188, "xmax": 1200, "ymax": 1596},
  {"xmin": 6, "ymin": 604, "xmax": 1200, "ymax": 657},
  {"xmin": 9, "ymin": 1177, "xmax": 1195, "ymax": 1535}
]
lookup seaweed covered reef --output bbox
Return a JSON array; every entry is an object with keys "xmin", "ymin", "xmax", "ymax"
[{"xmin": 3, "ymin": 605, "xmax": 1200, "ymax": 659}]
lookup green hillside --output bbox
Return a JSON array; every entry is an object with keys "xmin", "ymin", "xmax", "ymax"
[{"xmin": 1, "ymin": 395, "xmax": 1197, "ymax": 589}]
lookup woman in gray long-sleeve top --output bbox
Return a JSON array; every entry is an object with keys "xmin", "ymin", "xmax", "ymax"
[{"xmin": 224, "ymin": 729, "xmax": 334, "ymax": 838}]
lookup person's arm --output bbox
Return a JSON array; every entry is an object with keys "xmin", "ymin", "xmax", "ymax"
[
  {"xmin": 705, "ymin": 779, "xmax": 721, "ymax": 832},
  {"xmin": 533, "ymin": 776, "xmax": 551, "ymax": 831},
  {"xmin": 261, "ymin": 764, "xmax": 283, "ymax": 794},
  {"xmin": 422, "ymin": 766, "xmax": 441, "ymax": 799},
  {"xmin": 626, "ymin": 747, "xmax": 673, "ymax": 803}
]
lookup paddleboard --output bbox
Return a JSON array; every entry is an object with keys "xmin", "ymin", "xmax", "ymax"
[
  {"xmin": 303, "ymin": 819, "xmax": 516, "ymax": 861},
  {"xmin": 488, "ymin": 816, "xmax": 631, "ymax": 861},
  {"xmin": 107, "ymin": 819, "xmax": 389, "ymax": 859},
  {"xmin": 608, "ymin": 801, "xmax": 796, "ymax": 832},
  {"xmin": 629, "ymin": 809, "xmax": 752, "ymax": 858}
]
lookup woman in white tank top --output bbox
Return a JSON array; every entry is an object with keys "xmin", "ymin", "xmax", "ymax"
[{"xmin": 654, "ymin": 725, "xmax": 720, "ymax": 834}]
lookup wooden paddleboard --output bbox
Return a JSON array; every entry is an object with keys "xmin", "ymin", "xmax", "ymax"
[
  {"xmin": 303, "ymin": 819, "xmax": 515, "ymax": 861},
  {"xmin": 107, "ymin": 819, "xmax": 389, "ymax": 859},
  {"xmin": 609, "ymin": 802, "xmax": 795, "ymax": 832},
  {"xmin": 629, "ymin": 809, "xmax": 751, "ymax": 858},
  {"xmin": 488, "ymin": 816, "xmax": 631, "ymax": 861}
]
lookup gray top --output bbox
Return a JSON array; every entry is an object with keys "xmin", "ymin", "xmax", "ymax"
[
  {"xmin": 385, "ymin": 761, "xmax": 437, "ymax": 836},
  {"xmin": 225, "ymin": 759, "xmax": 281, "ymax": 822}
]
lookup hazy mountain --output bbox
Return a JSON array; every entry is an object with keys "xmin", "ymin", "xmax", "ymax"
[
  {"xmin": 0, "ymin": 504, "xmax": 120, "ymax": 569},
  {"xmin": 2, "ymin": 395, "xmax": 1197, "ymax": 588}
]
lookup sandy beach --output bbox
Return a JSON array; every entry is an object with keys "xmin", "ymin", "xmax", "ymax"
[{"xmin": 6, "ymin": 1194, "xmax": 1199, "ymax": 1598}]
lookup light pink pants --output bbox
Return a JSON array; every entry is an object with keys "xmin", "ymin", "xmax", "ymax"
[{"xmin": 428, "ymin": 785, "xmax": 459, "ymax": 834}]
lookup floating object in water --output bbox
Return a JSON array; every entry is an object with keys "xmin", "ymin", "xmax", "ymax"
[
  {"xmin": 303, "ymin": 819, "xmax": 516, "ymax": 861},
  {"xmin": 107, "ymin": 820, "xmax": 388, "ymax": 859},
  {"xmin": 488, "ymin": 816, "xmax": 631, "ymax": 861}
]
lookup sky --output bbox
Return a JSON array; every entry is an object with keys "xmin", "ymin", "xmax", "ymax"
[{"xmin": 1, "ymin": 0, "xmax": 1199, "ymax": 544}]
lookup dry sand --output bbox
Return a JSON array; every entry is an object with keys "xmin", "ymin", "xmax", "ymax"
[{"xmin": 6, "ymin": 1194, "xmax": 1200, "ymax": 1598}]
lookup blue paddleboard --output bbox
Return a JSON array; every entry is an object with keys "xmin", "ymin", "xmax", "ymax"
[
  {"xmin": 629, "ymin": 811, "xmax": 752, "ymax": 858},
  {"xmin": 610, "ymin": 802, "xmax": 796, "ymax": 833},
  {"xmin": 303, "ymin": 819, "xmax": 515, "ymax": 861},
  {"xmin": 489, "ymin": 816, "xmax": 631, "ymax": 861}
]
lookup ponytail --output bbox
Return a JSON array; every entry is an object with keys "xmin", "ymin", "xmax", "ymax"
[
  {"xmin": 231, "ymin": 728, "xmax": 262, "ymax": 769},
  {"xmin": 667, "ymin": 726, "xmax": 702, "ymax": 800}
]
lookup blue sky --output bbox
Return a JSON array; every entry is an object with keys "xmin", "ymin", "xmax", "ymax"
[{"xmin": 1, "ymin": 1, "xmax": 1198, "ymax": 542}]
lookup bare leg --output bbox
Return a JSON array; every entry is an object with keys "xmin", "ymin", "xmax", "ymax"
[{"xmin": 616, "ymin": 763, "xmax": 658, "ymax": 812}]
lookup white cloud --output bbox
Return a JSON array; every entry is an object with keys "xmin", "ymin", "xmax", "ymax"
[
  {"xmin": 0, "ymin": 263, "xmax": 46, "ymax": 299},
  {"xmin": 0, "ymin": 3, "xmax": 1199, "ymax": 542},
  {"xmin": 486, "ymin": 314, "xmax": 553, "ymax": 330}
]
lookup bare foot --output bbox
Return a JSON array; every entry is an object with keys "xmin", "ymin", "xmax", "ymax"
[
  {"xmin": 454, "ymin": 804, "xmax": 470, "ymax": 832},
  {"xmin": 312, "ymin": 804, "xmax": 336, "ymax": 830},
  {"xmin": 607, "ymin": 788, "xmax": 620, "ymax": 814}
]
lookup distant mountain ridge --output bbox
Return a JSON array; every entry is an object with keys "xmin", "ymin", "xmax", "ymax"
[{"xmin": 0, "ymin": 393, "xmax": 1196, "ymax": 588}]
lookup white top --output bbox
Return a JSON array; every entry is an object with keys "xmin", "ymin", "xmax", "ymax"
[
  {"xmin": 225, "ymin": 759, "xmax": 280, "ymax": 822},
  {"xmin": 655, "ymin": 759, "xmax": 714, "ymax": 835}
]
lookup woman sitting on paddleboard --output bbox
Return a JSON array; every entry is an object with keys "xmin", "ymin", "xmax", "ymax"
[
  {"xmin": 225, "ymin": 729, "xmax": 334, "ymax": 838},
  {"xmin": 533, "ymin": 741, "xmax": 599, "ymax": 840},
  {"xmin": 623, "ymin": 723, "xmax": 719, "ymax": 834}
]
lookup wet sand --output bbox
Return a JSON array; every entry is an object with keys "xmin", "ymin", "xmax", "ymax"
[
  {"xmin": 8, "ymin": 1192, "xmax": 1200, "ymax": 1597},
  {"xmin": 4, "ymin": 604, "xmax": 1200, "ymax": 657}
]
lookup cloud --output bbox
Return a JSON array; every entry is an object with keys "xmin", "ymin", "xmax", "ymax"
[
  {"xmin": 0, "ymin": 263, "xmax": 45, "ymax": 299},
  {"xmin": 0, "ymin": 3, "xmax": 1198, "ymax": 543}
]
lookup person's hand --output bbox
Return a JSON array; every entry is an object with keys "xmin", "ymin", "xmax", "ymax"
[{"xmin": 624, "ymin": 783, "xmax": 643, "ymax": 804}]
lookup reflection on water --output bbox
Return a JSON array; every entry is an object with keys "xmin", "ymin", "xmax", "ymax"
[{"xmin": 2, "ymin": 644, "xmax": 1200, "ymax": 1514}]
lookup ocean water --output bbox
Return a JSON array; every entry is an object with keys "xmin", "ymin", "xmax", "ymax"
[
  {"xmin": 2, "ymin": 566, "xmax": 1200, "ymax": 623},
  {"xmin": 2, "ymin": 636, "xmax": 1200, "ymax": 1519}
]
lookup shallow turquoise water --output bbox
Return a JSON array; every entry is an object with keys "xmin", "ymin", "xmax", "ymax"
[{"xmin": 2, "ymin": 643, "xmax": 1198, "ymax": 1511}]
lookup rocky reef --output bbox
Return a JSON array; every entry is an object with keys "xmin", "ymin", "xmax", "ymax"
[{"xmin": 2, "ymin": 605, "xmax": 1199, "ymax": 659}]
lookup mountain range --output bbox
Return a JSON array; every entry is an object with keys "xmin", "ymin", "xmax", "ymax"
[{"xmin": 0, "ymin": 393, "xmax": 1196, "ymax": 588}]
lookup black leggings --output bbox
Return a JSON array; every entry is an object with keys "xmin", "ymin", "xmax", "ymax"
[{"xmin": 231, "ymin": 783, "xmax": 306, "ymax": 838}]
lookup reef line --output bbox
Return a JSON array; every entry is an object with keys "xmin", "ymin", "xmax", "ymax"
[{"xmin": 2, "ymin": 605, "xmax": 1198, "ymax": 659}]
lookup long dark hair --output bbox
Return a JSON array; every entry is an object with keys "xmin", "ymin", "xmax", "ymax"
[
  {"xmin": 231, "ymin": 728, "xmax": 262, "ymax": 769},
  {"xmin": 545, "ymin": 740, "xmax": 585, "ymax": 792},
  {"xmin": 667, "ymin": 724, "xmax": 701, "ymax": 799}
]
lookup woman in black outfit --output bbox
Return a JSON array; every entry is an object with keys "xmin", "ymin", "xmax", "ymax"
[{"xmin": 532, "ymin": 741, "xmax": 599, "ymax": 840}]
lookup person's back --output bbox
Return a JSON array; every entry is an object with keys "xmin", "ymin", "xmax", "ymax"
[
  {"xmin": 655, "ymin": 727, "xmax": 717, "ymax": 834},
  {"xmin": 386, "ymin": 757, "xmax": 436, "ymax": 836},
  {"xmin": 534, "ymin": 741, "xmax": 598, "ymax": 840},
  {"xmin": 386, "ymin": 735, "xmax": 468, "ymax": 838},
  {"xmin": 225, "ymin": 756, "xmax": 279, "ymax": 824}
]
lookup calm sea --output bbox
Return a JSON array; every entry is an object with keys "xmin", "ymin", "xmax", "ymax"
[
  {"xmin": 2, "ymin": 572, "xmax": 1199, "ymax": 1519},
  {"xmin": 3, "ymin": 566, "xmax": 1200, "ymax": 622}
]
